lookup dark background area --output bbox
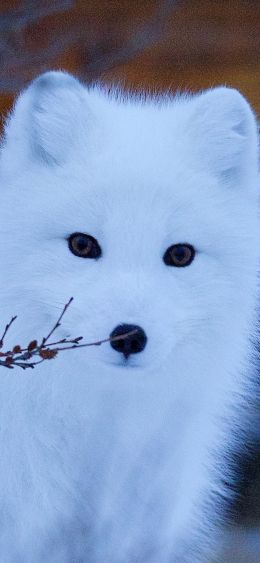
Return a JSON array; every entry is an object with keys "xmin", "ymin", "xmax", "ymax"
[{"xmin": 0, "ymin": 1, "xmax": 260, "ymax": 116}]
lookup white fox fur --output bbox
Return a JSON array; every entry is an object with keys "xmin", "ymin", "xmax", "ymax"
[{"xmin": 0, "ymin": 71, "xmax": 258, "ymax": 562}]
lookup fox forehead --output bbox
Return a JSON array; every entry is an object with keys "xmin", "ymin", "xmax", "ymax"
[{"xmin": 0, "ymin": 71, "xmax": 258, "ymax": 260}]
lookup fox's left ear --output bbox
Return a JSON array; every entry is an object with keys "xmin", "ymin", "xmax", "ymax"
[
  {"xmin": 4, "ymin": 71, "xmax": 87, "ymax": 165},
  {"xmin": 190, "ymin": 87, "xmax": 258, "ymax": 184}
]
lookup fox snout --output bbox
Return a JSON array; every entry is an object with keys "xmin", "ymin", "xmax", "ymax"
[{"xmin": 110, "ymin": 324, "xmax": 147, "ymax": 359}]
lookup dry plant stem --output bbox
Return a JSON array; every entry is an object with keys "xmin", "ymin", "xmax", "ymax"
[
  {"xmin": 0, "ymin": 316, "xmax": 17, "ymax": 349},
  {"xmin": 0, "ymin": 298, "xmax": 137, "ymax": 370},
  {"xmin": 40, "ymin": 296, "xmax": 74, "ymax": 346}
]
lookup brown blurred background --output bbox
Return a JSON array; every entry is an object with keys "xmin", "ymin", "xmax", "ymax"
[
  {"xmin": 0, "ymin": 1, "xmax": 259, "ymax": 560},
  {"xmin": 0, "ymin": 0, "xmax": 260, "ymax": 118}
]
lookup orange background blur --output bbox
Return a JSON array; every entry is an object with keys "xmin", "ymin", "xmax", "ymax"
[{"xmin": 0, "ymin": 0, "xmax": 259, "ymax": 121}]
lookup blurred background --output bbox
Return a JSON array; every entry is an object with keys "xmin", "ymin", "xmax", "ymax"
[
  {"xmin": 0, "ymin": 1, "xmax": 260, "ymax": 115},
  {"xmin": 0, "ymin": 1, "xmax": 259, "ymax": 561}
]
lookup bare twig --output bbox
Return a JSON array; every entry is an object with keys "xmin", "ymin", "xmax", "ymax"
[
  {"xmin": 0, "ymin": 316, "xmax": 17, "ymax": 349},
  {"xmin": 0, "ymin": 299, "xmax": 137, "ymax": 370},
  {"xmin": 40, "ymin": 296, "xmax": 74, "ymax": 346}
]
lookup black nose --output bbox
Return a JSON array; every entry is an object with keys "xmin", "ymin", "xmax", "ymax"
[{"xmin": 110, "ymin": 324, "xmax": 147, "ymax": 358}]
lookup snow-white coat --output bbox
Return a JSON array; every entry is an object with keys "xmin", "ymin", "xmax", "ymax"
[{"xmin": 0, "ymin": 72, "xmax": 258, "ymax": 562}]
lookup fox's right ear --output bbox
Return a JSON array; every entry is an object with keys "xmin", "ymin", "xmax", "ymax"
[
  {"xmin": 188, "ymin": 87, "xmax": 258, "ymax": 188},
  {"xmin": 3, "ymin": 71, "xmax": 87, "ymax": 166}
]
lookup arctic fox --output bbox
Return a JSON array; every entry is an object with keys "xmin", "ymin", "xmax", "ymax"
[{"xmin": 0, "ymin": 71, "xmax": 258, "ymax": 562}]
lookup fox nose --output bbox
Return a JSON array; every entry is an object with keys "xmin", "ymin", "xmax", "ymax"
[{"xmin": 110, "ymin": 324, "xmax": 147, "ymax": 358}]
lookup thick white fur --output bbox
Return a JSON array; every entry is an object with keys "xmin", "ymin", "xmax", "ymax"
[{"xmin": 0, "ymin": 71, "xmax": 258, "ymax": 562}]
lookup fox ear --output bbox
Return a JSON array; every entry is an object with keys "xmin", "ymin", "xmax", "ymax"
[
  {"xmin": 190, "ymin": 87, "xmax": 258, "ymax": 182},
  {"xmin": 5, "ymin": 71, "xmax": 86, "ymax": 165}
]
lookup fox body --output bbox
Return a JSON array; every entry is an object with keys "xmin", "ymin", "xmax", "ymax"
[{"xmin": 0, "ymin": 72, "xmax": 258, "ymax": 562}]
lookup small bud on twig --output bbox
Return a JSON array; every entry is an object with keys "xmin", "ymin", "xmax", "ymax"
[
  {"xmin": 12, "ymin": 345, "xmax": 21, "ymax": 354},
  {"xmin": 27, "ymin": 340, "xmax": 38, "ymax": 352},
  {"xmin": 39, "ymin": 349, "xmax": 58, "ymax": 360}
]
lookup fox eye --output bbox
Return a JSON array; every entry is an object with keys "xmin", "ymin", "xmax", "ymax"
[
  {"xmin": 163, "ymin": 243, "xmax": 195, "ymax": 267},
  {"xmin": 68, "ymin": 233, "xmax": 101, "ymax": 259}
]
